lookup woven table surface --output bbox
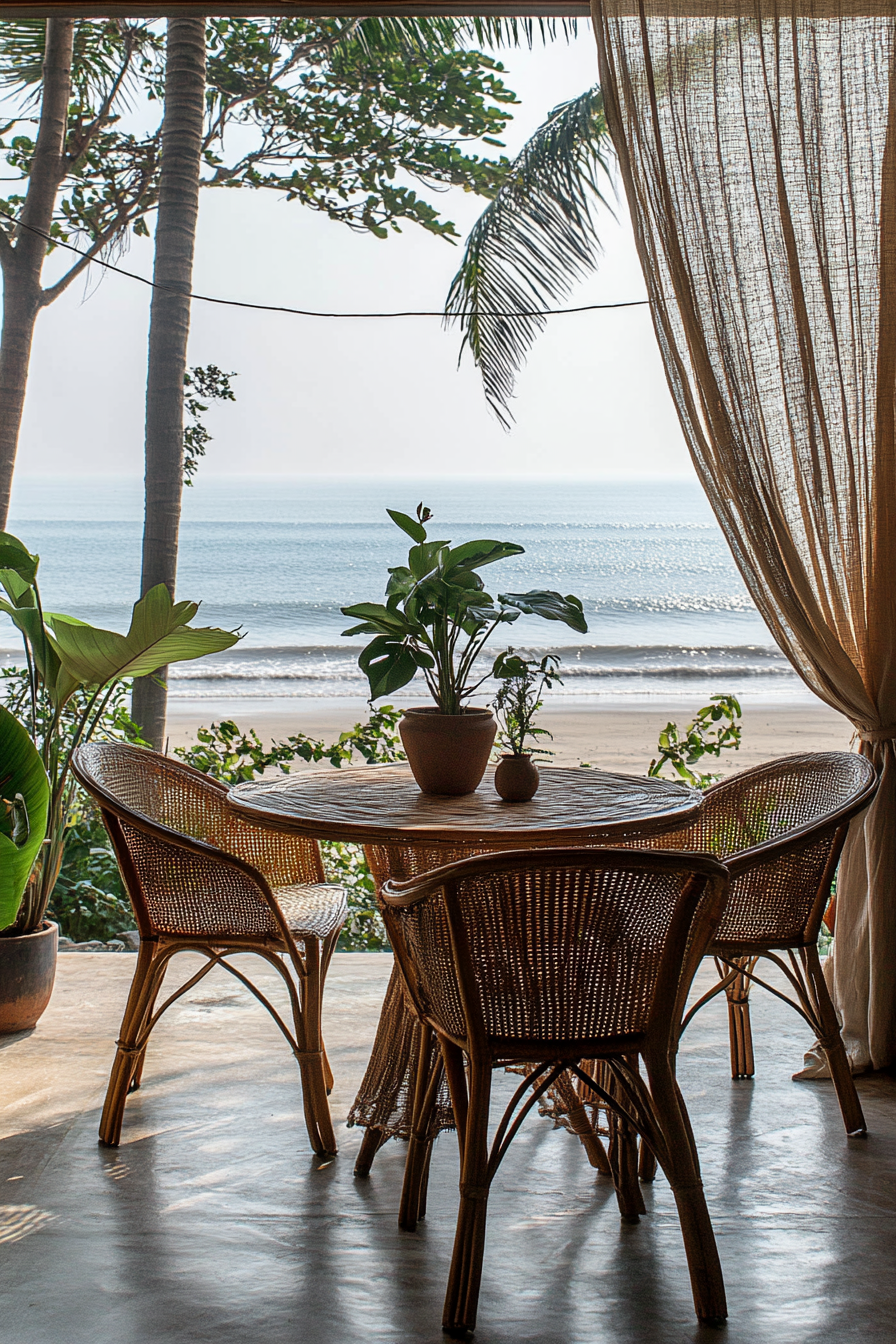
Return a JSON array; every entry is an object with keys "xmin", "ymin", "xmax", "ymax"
[{"xmin": 228, "ymin": 764, "xmax": 702, "ymax": 847}]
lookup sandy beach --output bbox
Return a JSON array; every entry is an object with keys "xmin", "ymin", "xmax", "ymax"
[{"xmin": 164, "ymin": 695, "xmax": 854, "ymax": 777}]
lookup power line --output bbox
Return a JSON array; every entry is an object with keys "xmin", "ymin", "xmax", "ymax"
[{"xmin": 0, "ymin": 208, "xmax": 650, "ymax": 322}]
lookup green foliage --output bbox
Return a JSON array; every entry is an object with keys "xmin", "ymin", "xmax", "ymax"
[
  {"xmin": 323, "ymin": 842, "xmax": 387, "ymax": 952},
  {"xmin": 0, "ymin": 16, "xmax": 524, "ymax": 273},
  {"xmin": 2, "ymin": 669, "xmax": 144, "ymax": 941},
  {"xmin": 0, "ymin": 530, "xmax": 237, "ymax": 933},
  {"xmin": 183, "ymin": 364, "xmax": 236, "ymax": 486},
  {"xmin": 174, "ymin": 704, "xmax": 404, "ymax": 784},
  {"xmin": 0, "ymin": 702, "xmax": 50, "ymax": 930},
  {"xmin": 446, "ymin": 86, "xmax": 615, "ymax": 423},
  {"xmin": 49, "ymin": 793, "xmax": 133, "ymax": 944},
  {"xmin": 342, "ymin": 503, "xmax": 587, "ymax": 713},
  {"xmin": 648, "ymin": 695, "xmax": 743, "ymax": 790},
  {"xmin": 492, "ymin": 650, "xmax": 561, "ymax": 757}
]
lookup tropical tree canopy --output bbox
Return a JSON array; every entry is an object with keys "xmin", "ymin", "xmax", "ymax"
[{"xmin": 0, "ymin": 16, "xmax": 524, "ymax": 265}]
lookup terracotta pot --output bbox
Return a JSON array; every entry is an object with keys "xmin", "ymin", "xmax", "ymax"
[
  {"xmin": 494, "ymin": 754, "xmax": 540, "ymax": 803},
  {"xmin": 399, "ymin": 707, "xmax": 497, "ymax": 796},
  {"xmin": 0, "ymin": 921, "xmax": 58, "ymax": 1034}
]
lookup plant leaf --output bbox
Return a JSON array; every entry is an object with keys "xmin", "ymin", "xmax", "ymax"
[
  {"xmin": 358, "ymin": 635, "xmax": 419, "ymax": 700},
  {"xmin": 0, "ymin": 704, "xmax": 50, "ymax": 931},
  {"xmin": 498, "ymin": 589, "xmax": 588, "ymax": 632},
  {"xmin": 0, "ymin": 532, "xmax": 39, "ymax": 586},
  {"xmin": 45, "ymin": 585, "xmax": 239, "ymax": 685},
  {"xmin": 387, "ymin": 508, "xmax": 427, "ymax": 544},
  {"xmin": 443, "ymin": 539, "xmax": 526, "ymax": 574}
]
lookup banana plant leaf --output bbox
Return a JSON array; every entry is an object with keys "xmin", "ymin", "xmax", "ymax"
[
  {"xmin": 45, "ymin": 584, "xmax": 239, "ymax": 687},
  {"xmin": 0, "ymin": 704, "xmax": 50, "ymax": 931},
  {"xmin": 499, "ymin": 590, "xmax": 589, "ymax": 633},
  {"xmin": 0, "ymin": 531, "xmax": 39, "ymax": 587}
]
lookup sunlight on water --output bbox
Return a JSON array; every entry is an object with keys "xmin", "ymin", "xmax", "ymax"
[{"xmin": 4, "ymin": 475, "xmax": 806, "ymax": 702}]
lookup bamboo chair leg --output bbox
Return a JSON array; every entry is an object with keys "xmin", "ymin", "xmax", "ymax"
[
  {"xmin": 99, "ymin": 940, "xmax": 161, "ymax": 1147},
  {"xmin": 129, "ymin": 968, "xmax": 164, "ymax": 1093},
  {"xmin": 647, "ymin": 1057, "xmax": 726, "ymax": 1325},
  {"xmin": 724, "ymin": 958, "xmax": 756, "ymax": 1080},
  {"xmin": 354, "ymin": 1126, "xmax": 386, "ymax": 1176},
  {"xmin": 443, "ymin": 1059, "xmax": 492, "ymax": 1338},
  {"xmin": 801, "ymin": 945, "xmax": 866, "ymax": 1137},
  {"xmin": 295, "ymin": 937, "xmax": 338, "ymax": 1157},
  {"xmin": 638, "ymin": 1138, "xmax": 658, "ymax": 1182},
  {"xmin": 608, "ymin": 1109, "xmax": 647, "ymax": 1222},
  {"xmin": 320, "ymin": 929, "xmax": 339, "ymax": 1095},
  {"xmin": 400, "ymin": 1024, "xmax": 441, "ymax": 1231}
]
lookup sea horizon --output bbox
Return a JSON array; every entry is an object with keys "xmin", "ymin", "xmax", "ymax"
[{"xmin": 2, "ymin": 474, "xmax": 809, "ymax": 704}]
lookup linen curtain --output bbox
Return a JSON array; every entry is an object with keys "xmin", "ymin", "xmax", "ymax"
[{"xmin": 591, "ymin": 0, "xmax": 896, "ymax": 1070}]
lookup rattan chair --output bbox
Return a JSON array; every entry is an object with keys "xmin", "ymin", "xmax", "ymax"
[
  {"xmin": 634, "ymin": 751, "xmax": 878, "ymax": 1138},
  {"xmin": 72, "ymin": 742, "xmax": 347, "ymax": 1156},
  {"xmin": 381, "ymin": 847, "xmax": 731, "ymax": 1334}
]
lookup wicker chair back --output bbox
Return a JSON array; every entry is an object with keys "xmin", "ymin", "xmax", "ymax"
[
  {"xmin": 73, "ymin": 741, "xmax": 325, "ymax": 941},
  {"xmin": 640, "ymin": 751, "xmax": 877, "ymax": 947},
  {"xmin": 382, "ymin": 847, "xmax": 728, "ymax": 1058}
]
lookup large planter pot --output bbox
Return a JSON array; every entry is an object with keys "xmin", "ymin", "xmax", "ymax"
[
  {"xmin": 494, "ymin": 754, "xmax": 540, "ymax": 803},
  {"xmin": 399, "ymin": 707, "xmax": 497, "ymax": 796},
  {"xmin": 0, "ymin": 921, "xmax": 58, "ymax": 1034}
]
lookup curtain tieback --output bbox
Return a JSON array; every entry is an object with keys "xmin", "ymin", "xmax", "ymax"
[{"xmin": 856, "ymin": 724, "xmax": 896, "ymax": 743}]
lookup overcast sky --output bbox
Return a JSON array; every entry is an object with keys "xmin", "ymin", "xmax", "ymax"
[{"xmin": 11, "ymin": 25, "xmax": 693, "ymax": 483}]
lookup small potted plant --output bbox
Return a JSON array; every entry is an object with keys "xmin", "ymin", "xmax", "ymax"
[
  {"xmin": 492, "ymin": 651, "xmax": 562, "ymax": 801},
  {"xmin": 341, "ymin": 505, "xmax": 587, "ymax": 795}
]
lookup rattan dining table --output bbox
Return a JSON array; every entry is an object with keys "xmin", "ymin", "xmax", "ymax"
[{"xmin": 228, "ymin": 761, "xmax": 703, "ymax": 1172}]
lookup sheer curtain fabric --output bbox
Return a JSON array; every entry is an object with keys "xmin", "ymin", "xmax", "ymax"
[{"xmin": 591, "ymin": 0, "xmax": 896, "ymax": 1069}]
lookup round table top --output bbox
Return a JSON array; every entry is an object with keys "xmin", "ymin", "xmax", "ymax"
[{"xmin": 228, "ymin": 764, "xmax": 703, "ymax": 848}]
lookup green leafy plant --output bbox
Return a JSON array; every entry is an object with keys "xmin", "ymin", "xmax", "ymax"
[
  {"xmin": 3, "ymin": 669, "xmax": 145, "ymax": 942},
  {"xmin": 183, "ymin": 365, "xmax": 237, "ymax": 486},
  {"xmin": 492, "ymin": 650, "xmax": 562, "ymax": 757},
  {"xmin": 0, "ymin": 530, "xmax": 239, "ymax": 934},
  {"xmin": 174, "ymin": 705, "xmax": 405, "ymax": 783},
  {"xmin": 322, "ymin": 842, "xmax": 387, "ymax": 952},
  {"xmin": 341, "ymin": 504, "xmax": 587, "ymax": 713},
  {"xmin": 648, "ymin": 694, "xmax": 743, "ymax": 790},
  {"xmin": 0, "ymin": 702, "xmax": 50, "ymax": 930}
]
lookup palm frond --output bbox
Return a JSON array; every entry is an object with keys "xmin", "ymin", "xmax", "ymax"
[
  {"xmin": 0, "ymin": 18, "xmax": 46, "ymax": 91},
  {"xmin": 0, "ymin": 18, "xmax": 157, "ymax": 105},
  {"xmin": 342, "ymin": 17, "xmax": 576, "ymax": 59},
  {"xmin": 445, "ymin": 86, "xmax": 615, "ymax": 427}
]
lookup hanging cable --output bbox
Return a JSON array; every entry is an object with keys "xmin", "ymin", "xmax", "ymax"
[{"xmin": 0, "ymin": 206, "xmax": 650, "ymax": 322}]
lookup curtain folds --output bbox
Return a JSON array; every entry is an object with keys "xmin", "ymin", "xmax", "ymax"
[{"xmin": 591, "ymin": 0, "xmax": 896, "ymax": 1069}]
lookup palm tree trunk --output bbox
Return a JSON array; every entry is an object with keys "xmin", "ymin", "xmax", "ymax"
[
  {"xmin": 131, "ymin": 18, "xmax": 206, "ymax": 749},
  {"xmin": 0, "ymin": 19, "xmax": 73, "ymax": 527}
]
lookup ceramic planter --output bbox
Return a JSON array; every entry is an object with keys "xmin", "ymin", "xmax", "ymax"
[
  {"xmin": 0, "ymin": 920, "xmax": 58, "ymax": 1033},
  {"xmin": 399, "ymin": 707, "xmax": 497, "ymax": 796},
  {"xmin": 494, "ymin": 754, "xmax": 540, "ymax": 802}
]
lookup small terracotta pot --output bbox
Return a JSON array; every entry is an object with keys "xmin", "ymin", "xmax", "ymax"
[
  {"xmin": 494, "ymin": 754, "xmax": 540, "ymax": 802},
  {"xmin": 0, "ymin": 921, "xmax": 58, "ymax": 1034},
  {"xmin": 399, "ymin": 706, "xmax": 497, "ymax": 796}
]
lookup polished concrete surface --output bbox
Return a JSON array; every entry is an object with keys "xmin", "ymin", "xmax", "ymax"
[{"xmin": 1, "ymin": 952, "xmax": 894, "ymax": 1344}]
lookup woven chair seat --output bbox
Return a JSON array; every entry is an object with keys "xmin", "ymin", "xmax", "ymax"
[{"xmin": 274, "ymin": 883, "xmax": 348, "ymax": 941}]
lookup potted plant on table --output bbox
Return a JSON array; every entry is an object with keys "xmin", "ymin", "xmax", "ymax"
[
  {"xmin": 491, "ymin": 651, "xmax": 563, "ymax": 802},
  {"xmin": 341, "ymin": 505, "xmax": 587, "ymax": 795},
  {"xmin": 0, "ymin": 531, "xmax": 239, "ymax": 1032}
]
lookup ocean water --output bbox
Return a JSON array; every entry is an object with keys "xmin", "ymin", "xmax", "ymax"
[{"xmin": 4, "ymin": 475, "xmax": 805, "ymax": 703}]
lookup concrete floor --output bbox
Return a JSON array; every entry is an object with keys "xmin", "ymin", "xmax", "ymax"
[{"xmin": 1, "ymin": 952, "xmax": 894, "ymax": 1344}]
